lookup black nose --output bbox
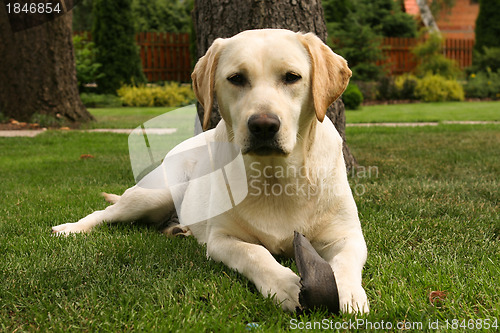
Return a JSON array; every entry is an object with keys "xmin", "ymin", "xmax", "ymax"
[{"xmin": 248, "ymin": 114, "xmax": 281, "ymax": 140}]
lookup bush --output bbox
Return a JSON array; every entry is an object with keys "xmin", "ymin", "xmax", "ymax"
[
  {"xmin": 80, "ymin": 93, "xmax": 123, "ymax": 108},
  {"xmin": 415, "ymin": 74, "xmax": 465, "ymax": 102},
  {"xmin": 132, "ymin": 0, "xmax": 192, "ymax": 33},
  {"xmin": 342, "ymin": 83, "xmax": 364, "ymax": 110},
  {"xmin": 92, "ymin": 0, "xmax": 145, "ymax": 94},
  {"xmin": 463, "ymin": 70, "xmax": 500, "ymax": 99},
  {"xmin": 376, "ymin": 76, "xmax": 398, "ymax": 100},
  {"xmin": 328, "ymin": 19, "xmax": 384, "ymax": 82},
  {"xmin": 413, "ymin": 33, "xmax": 462, "ymax": 79},
  {"xmin": 394, "ymin": 74, "xmax": 418, "ymax": 100},
  {"xmin": 380, "ymin": 11, "xmax": 417, "ymax": 38},
  {"xmin": 351, "ymin": 62, "xmax": 384, "ymax": 82},
  {"xmin": 117, "ymin": 82, "xmax": 195, "ymax": 107},
  {"xmin": 474, "ymin": 0, "xmax": 500, "ymax": 54},
  {"xmin": 324, "ymin": 0, "xmax": 416, "ymax": 82},
  {"xmin": 73, "ymin": 34, "xmax": 104, "ymax": 92},
  {"xmin": 468, "ymin": 46, "xmax": 500, "ymax": 74},
  {"xmin": 353, "ymin": 81, "xmax": 378, "ymax": 101}
]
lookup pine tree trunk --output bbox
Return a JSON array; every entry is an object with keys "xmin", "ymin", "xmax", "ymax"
[
  {"xmin": 0, "ymin": 7, "xmax": 94, "ymax": 123},
  {"xmin": 192, "ymin": 0, "xmax": 357, "ymax": 170}
]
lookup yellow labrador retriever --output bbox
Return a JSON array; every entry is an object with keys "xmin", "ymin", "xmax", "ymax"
[{"xmin": 53, "ymin": 29, "xmax": 369, "ymax": 314}]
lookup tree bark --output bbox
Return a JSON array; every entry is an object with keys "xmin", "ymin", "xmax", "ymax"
[
  {"xmin": 192, "ymin": 0, "xmax": 357, "ymax": 170},
  {"xmin": 0, "ymin": 3, "xmax": 94, "ymax": 123},
  {"xmin": 416, "ymin": 0, "xmax": 441, "ymax": 35}
]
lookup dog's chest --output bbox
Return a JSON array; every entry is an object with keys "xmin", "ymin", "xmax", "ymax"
[{"xmin": 234, "ymin": 182, "xmax": 318, "ymax": 255}]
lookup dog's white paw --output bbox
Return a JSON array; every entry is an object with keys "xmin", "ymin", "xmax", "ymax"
[
  {"xmin": 162, "ymin": 224, "xmax": 192, "ymax": 237},
  {"xmin": 51, "ymin": 222, "xmax": 90, "ymax": 236},
  {"xmin": 259, "ymin": 267, "xmax": 301, "ymax": 312},
  {"xmin": 337, "ymin": 282, "xmax": 369, "ymax": 314}
]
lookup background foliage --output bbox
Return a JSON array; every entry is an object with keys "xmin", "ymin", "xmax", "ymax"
[
  {"xmin": 92, "ymin": 0, "xmax": 146, "ymax": 94},
  {"xmin": 73, "ymin": 0, "xmax": 193, "ymax": 33},
  {"xmin": 71, "ymin": 0, "xmax": 499, "ymax": 102},
  {"xmin": 117, "ymin": 82, "xmax": 195, "ymax": 107},
  {"xmin": 474, "ymin": 0, "xmax": 500, "ymax": 54},
  {"xmin": 73, "ymin": 33, "xmax": 104, "ymax": 92},
  {"xmin": 323, "ymin": 0, "xmax": 417, "ymax": 81}
]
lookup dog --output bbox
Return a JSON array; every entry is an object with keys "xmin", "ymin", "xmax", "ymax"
[{"xmin": 53, "ymin": 29, "xmax": 369, "ymax": 314}]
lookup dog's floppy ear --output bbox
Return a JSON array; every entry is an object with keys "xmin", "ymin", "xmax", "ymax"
[
  {"xmin": 192, "ymin": 38, "xmax": 225, "ymax": 130},
  {"xmin": 298, "ymin": 33, "xmax": 352, "ymax": 122}
]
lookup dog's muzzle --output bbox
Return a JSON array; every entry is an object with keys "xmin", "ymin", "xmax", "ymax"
[{"xmin": 245, "ymin": 114, "xmax": 285, "ymax": 155}]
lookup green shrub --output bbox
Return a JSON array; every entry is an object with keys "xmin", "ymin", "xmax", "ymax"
[
  {"xmin": 376, "ymin": 76, "xmax": 398, "ymax": 100},
  {"xmin": 415, "ymin": 74, "xmax": 465, "ymax": 102},
  {"xmin": 342, "ymin": 83, "xmax": 364, "ymax": 110},
  {"xmin": 474, "ymin": 0, "xmax": 500, "ymax": 54},
  {"xmin": 351, "ymin": 62, "xmax": 384, "ymax": 82},
  {"xmin": 324, "ymin": 0, "xmax": 416, "ymax": 82},
  {"xmin": 92, "ymin": 0, "xmax": 145, "ymax": 94},
  {"xmin": 117, "ymin": 82, "xmax": 195, "ymax": 107},
  {"xmin": 353, "ymin": 81, "xmax": 378, "ymax": 101},
  {"xmin": 73, "ymin": 34, "xmax": 104, "ymax": 92},
  {"xmin": 468, "ymin": 46, "xmax": 500, "ymax": 74},
  {"xmin": 413, "ymin": 33, "xmax": 462, "ymax": 79},
  {"xmin": 80, "ymin": 93, "xmax": 123, "ymax": 108},
  {"xmin": 394, "ymin": 74, "xmax": 418, "ymax": 100},
  {"xmin": 380, "ymin": 11, "xmax": 417, "ymax": 38},
  {"xmin": 463, "ymin": 70, "xmax": 500, "ymax": 99}
]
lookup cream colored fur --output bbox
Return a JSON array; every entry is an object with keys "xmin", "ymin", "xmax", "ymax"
[{"xmin": 53, "ymin": 29, "xmax": 369, "ymax": 314}]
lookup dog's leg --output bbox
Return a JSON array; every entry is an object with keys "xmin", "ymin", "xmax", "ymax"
[
  {"xmin": 52, "ymin": 186, "xmax": 174, "ymax": 235},
  {"xmin": 315, "ymin": 229, "xmax": 369, "ymax": 314},
  {"xmin": 207, "ymin": 225, "xmax": 301, "ymax": 311}
]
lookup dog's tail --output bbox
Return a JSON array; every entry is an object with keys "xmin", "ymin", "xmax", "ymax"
[{"xmin": 102, "ymin": 192, "xmax": 121, "ymax": 204}]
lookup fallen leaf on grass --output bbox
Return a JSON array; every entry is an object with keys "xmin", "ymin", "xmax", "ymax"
[
  {"xmin": 429, "ymin": 290, "xmax": 447, "ymax": 307},
  {"xmin": 80, "ymin": 154, "xmax": 95, "ymax": 159}
]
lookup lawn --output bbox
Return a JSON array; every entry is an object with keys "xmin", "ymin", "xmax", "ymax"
[
  {"xmin": 83, "ymin": 106, "xmax": 180, "ymax": 129},
  {"xmin": 346, "ymin": 101, "xmax": 500, "ymax": 123},
  {"xmin": 84, "ymin": 101, "xmax": 500, "ymax": 128},
  {"xmin": 0, "ymin": 103, "xmax": 498, "ymax": 331}
]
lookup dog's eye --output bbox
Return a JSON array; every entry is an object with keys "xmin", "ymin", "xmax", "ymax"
[
  {"xmin": 284, "ymin": 72, "xmax": 301, "ymax": 84},
  {"xmin": 227, "ymin": 73, "xmax": 246, "ymax": 86}
]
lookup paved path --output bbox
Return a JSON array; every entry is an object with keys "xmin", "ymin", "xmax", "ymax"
[
  {"xmin": 0, "ymin": 128, "xmax": 177, "ymax": 137},
  {"xmin": 0, "ymin": 129, "xmax": 47, "ymax": 137},
  {"xmin": 0, "ymin": 121, "xmax": 497, "ymax": 137}
]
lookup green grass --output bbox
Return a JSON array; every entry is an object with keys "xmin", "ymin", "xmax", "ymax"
[
  {"xmin": 347, "ymin": 101, "xmax": 500, "ymax": 123},
  {"xmin": 1, "ymin": 104, "xmax": 499, "ymax": 331},
  {"xmin": 84, "ymin": 106, "xmax": 181, "ymax": 129}
]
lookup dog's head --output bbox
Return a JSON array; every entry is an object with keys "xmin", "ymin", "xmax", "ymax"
[{"xmin": 192, "ymin": 29, "xmax": 351, "ymax": 156}]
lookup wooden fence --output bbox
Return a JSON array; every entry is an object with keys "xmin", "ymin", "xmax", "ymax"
[
  {"xmin": 378, "ymin": 37, "xmax": 475, "ymax": 75},
  {"xmin": 136, "ymin": 32, "xmax": 191, "ymax": 82},
  {"xmin": 74, "ymin": 31, "xmax": 191, "ymax": 82},
  {"xmin": 76, "ymin": 32, "xmax": 475, "ymax": 81}
]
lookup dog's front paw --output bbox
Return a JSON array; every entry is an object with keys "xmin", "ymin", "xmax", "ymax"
[
  {"xmin": 337, "ymin": 282, "xmax": 369, "ymax": 314},
  {"xmin": 52, "ymin": 222, "xmax": 90, "ymax": 235},
  {"xmin": 259, "ymin": 267, "xmax": 301, "ymax": 312}
]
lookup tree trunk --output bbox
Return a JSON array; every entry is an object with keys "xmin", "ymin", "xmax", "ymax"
[
  {"xmin": 0, "ymin": 4, "xmax": 94, "ymax": 123},
  {"xmin": 192, "ymin": 0, "xmax": 357, "ymax": 170}
]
